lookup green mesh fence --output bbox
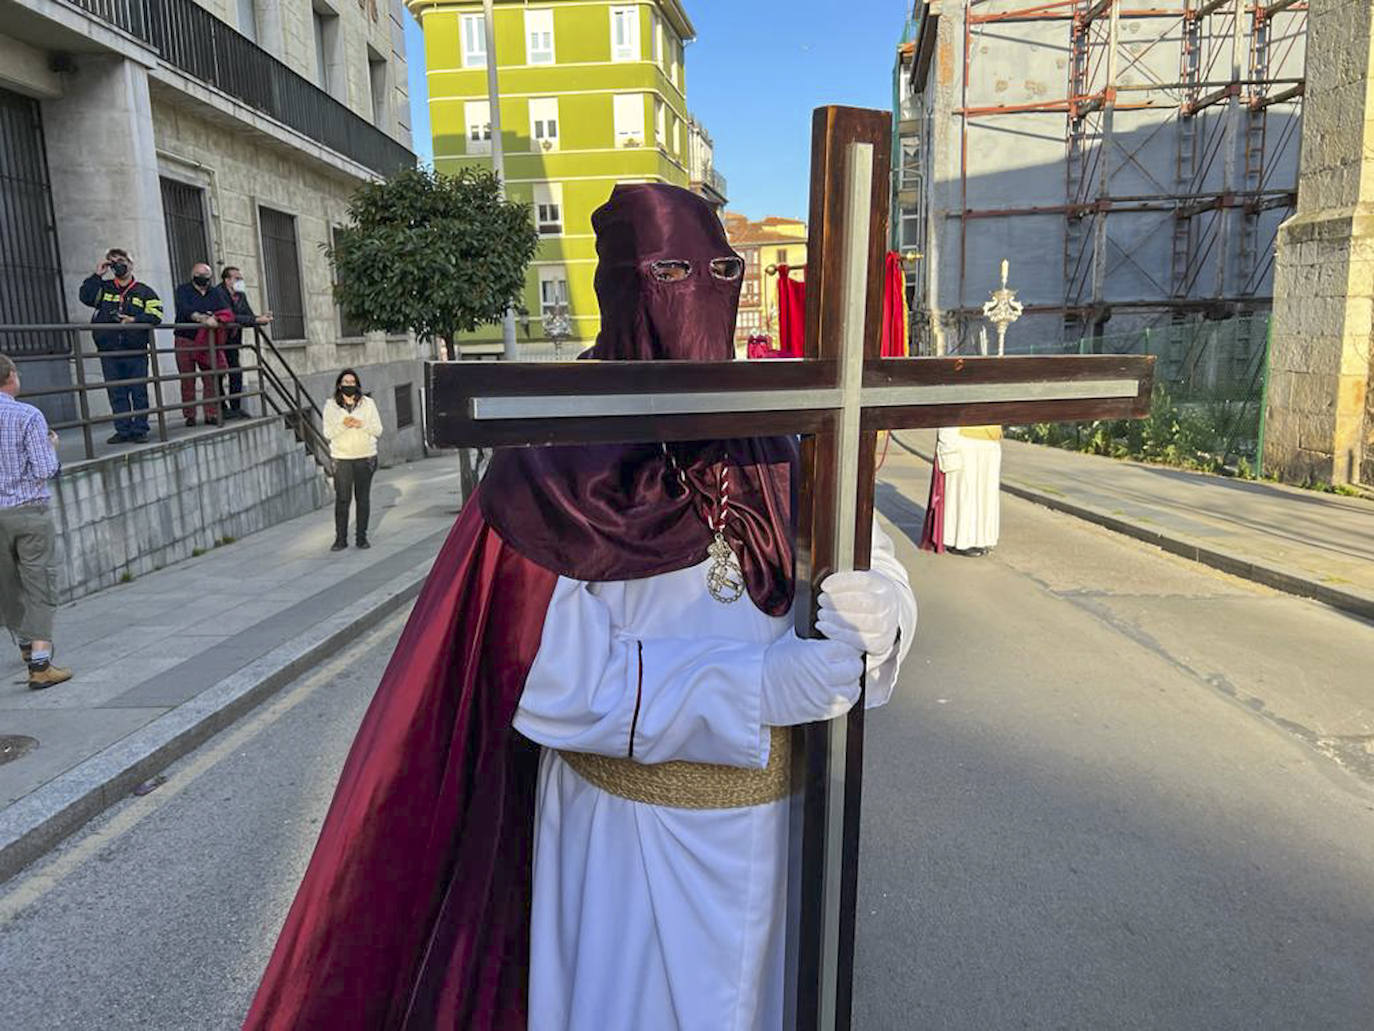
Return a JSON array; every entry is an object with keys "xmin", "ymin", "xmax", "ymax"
[{"xmin": 1013, "ymin": 315, "xmax": 1271, "ymax": 474}]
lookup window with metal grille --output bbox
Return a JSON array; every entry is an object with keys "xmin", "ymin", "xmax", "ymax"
[
  {"xmin": 0, "ymin": 88, "xmax": 67, "ymax": 355},
  {"xmin": 259, "ymin": 206, "xmax": 305, "ymax": 339},
  {"xmin": 394, "ymin": 383, "xmax": 414, "ymax": 428},
  {"xmin": 161, "ymin": 177, "xmax": 211, "ymax": 286}
]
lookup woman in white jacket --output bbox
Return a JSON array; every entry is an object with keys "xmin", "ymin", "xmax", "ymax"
[{"xmin": 322, "ymin": 368, "xmax": 383, "ymax": 551}]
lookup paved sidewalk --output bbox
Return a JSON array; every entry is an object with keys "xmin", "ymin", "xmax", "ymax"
[
  {"xmin": 0, "ymin": 457, "xmax": 461, "ymax": 880},
  {"xmin": 890, "ymin": 430, "xmax": 1374, "ymax": 619}
]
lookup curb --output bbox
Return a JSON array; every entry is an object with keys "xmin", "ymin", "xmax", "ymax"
[
  {"xmin": 0, "ymin": 562, "xmax": 431, "ymax": 886},
  {"xmin": 891, "ymin": 436, "xmax": 1374, "ymax": 623}
]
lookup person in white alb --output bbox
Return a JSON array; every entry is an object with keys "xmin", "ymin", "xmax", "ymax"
[
  {"xmin": 321, "ymin": 368, "xmax": 383, "ymax": 551},
  {"xmin": 921, "ymin": 425, "xmax": 1002, "ymax": 556}
]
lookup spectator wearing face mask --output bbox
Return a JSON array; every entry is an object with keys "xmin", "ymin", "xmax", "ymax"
[
  {"xmin": 78, "ymin": 248, "xmax": 163, "ymax": 445},
  {"xmin": 174, "ymin": 262, "xmax": 232, "ymax": 427},
  {"xmin": 322, "ymin": 369, "xmax": 383, "ymax": 552},
  {"xmin": 210, "ymin": 266, "xmax": 273, "ymax": 420}
]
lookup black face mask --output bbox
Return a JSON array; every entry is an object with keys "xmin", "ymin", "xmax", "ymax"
[
  {"xmin": 340, "ymin": 385, "xmax": 360, "ymax": 398},
  {"xmin": 192, "ymin": 275, "xmax": 211, "ymax": 288},
  {"xmin": 110, "ymin": 262, "xmax": 130, "ymax": 278}
]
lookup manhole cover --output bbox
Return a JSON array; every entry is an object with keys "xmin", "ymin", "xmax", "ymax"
[{"xmin": 0, "ymin": 735, "xmax": 38, "ymax": 766}]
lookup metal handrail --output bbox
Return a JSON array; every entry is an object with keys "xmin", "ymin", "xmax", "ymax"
[{"xmin": 2, "ymin": 322, "xmax": 333, "ymax": 470}]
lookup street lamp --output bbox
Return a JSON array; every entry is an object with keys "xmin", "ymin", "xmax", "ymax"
[{"xmin": 543, "ymin": 302, "xmax": 572, "ymax": 358}]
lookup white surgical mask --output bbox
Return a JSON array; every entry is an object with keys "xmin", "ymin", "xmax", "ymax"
[{"xmin": 232, "ymin": 279, "xmax": 246, "ymax": 293}]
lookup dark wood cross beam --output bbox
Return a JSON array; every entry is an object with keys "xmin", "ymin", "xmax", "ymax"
[{"xmin": 426, "ymin": 107, "xmax": 1154, "ymax": 1031}]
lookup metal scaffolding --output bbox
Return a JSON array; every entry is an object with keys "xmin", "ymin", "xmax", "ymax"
[{"xmin": 924, "ymin": 0, "xmax": 1306, "ymax": 349}]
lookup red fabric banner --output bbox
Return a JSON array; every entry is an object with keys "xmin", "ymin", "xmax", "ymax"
[
  {"xmin": 760, "ymin": 254, "xmax": 907, "ymax": 360},
  {"xmin": 880, "ymin": 251, "xmax": 908, "ymax": 357},
  {"xmin": 775, "ymin": 265, "xmax": 806, "ymax": 359}
]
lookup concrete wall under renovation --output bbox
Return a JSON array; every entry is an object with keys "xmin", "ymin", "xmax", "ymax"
[{"xmin": 902, "ymin": 0, "xmax": 1306, "ymax": 353}]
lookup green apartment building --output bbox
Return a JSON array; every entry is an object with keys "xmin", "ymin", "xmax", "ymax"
[{"xmin": 407, "ymin": 0, "xmax": 726, "ymax": 354}]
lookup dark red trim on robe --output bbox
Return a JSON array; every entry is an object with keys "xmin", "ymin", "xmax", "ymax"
[
  {"xmin": 919, "ymin": 455, "xmax": 946, "ymax": 554},
  {"xmin": 243, "ymin": 492, "xmax": 558, "ymax": 1030}
]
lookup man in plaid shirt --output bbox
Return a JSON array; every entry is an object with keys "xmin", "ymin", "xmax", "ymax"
[{"xmin": 0, "ymin": 353, "xmax": 71, "ymax": 688}]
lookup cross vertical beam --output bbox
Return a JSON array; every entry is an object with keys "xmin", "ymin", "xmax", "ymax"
[{"xmin": 789, "ymin": 105, "xmax": 892, "ymax": 1031}]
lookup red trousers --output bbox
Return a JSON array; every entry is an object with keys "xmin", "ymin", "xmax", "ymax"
[{"xmin": 175, "ymin": 338, "xmax": 228, "ymax": 422}]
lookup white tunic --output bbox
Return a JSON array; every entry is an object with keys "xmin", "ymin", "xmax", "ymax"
[
  {"xmin": 936, "ymin": 428, "xmax": 1002, "ymax": 550},
  {"xmin": 513, "ymin": 523, "xmax": 916, "ymax": 1031}
]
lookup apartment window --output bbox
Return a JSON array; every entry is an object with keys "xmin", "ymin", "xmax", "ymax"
[
  {"xmin": 160, "ymin": 178, "xmax": 210, "ymax": 286},
  {"xmin": 650, "ymin": 9, "xmax": 661, "ymax": 64},
  {"xmin": 899, "ymin": 137, "xmax": 920, "ymax": 189},
  {"xmin": 538, "ymin": 267, "xmax": 569, "ymax": 318},
  {"xmin": 614, "ymin": 93, "xmax": 644, "ymax": 148},
  {"xmin": 461, "ymin": 13, "xmax": 486, "ymax": 68},
  {"xmin": 533, "ymin": 182, "xmax": 564, "ymax": 235},
  {"xmin": 236, "ymin": 0, "xmax": 257, "ymax": 41},
  {"xmin": 526, "ymin": 8, "xmax": 554, "ymax": 65},
  {"xmin": 654, "ymin": 98, "xmax": 665, "ymax": 146},
  {"xmin": 530, "ymin": 97, "xmax": 559, "ymax": 152},
  {"xmin": 333, "ymin": 226, "xmax": 364, "ymax": 339},
  {"xmin": 899, "ymin": 205, "xmax": 921, "ymax": 251},
  {"xmin": 259, "ymin": 206, "xmax": 305, "ymax": 340},
  {"xmin": 672, "ymin": 117, "xmax": 681, "ymax": 156},
  {"xmin": 312, "ymin": 0, "xmax": 341, "ymax": 96},
  {"xmin": 777, "ymin": 249, "xmax": 788, "ymax": 266},
  {"xmin": 465, "ymin": 100, "xmax": 492, "ymax": 155},
  {"xmin": 610, "ymin": 6, "xmax": 639, "ymax": 62},
  {"xmin": 668, "ymin": 35, "xmax": 680, "ymax": 87},
  {"xmin": 368, "ymin": 46, "xmax": 389, "ymax": 128}
]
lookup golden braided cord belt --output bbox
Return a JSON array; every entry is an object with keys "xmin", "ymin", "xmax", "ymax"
[{"xmin": 558, "ymin": 726, "xmax": 793, "ymax": 809}]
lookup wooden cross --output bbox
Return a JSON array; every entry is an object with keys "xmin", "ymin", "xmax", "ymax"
[{"xmin": 425, "ymin": 107, "xmax": 1154, "ymax": 1030}]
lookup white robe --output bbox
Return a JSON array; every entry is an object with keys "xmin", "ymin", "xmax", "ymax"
[
  {"xmin": 513, "ymin": 522, "xmax": 917, "ymax": 1031},
  {"xmin": 936, "ymin": 428, "xmax": 1002, "ymax": 550}
]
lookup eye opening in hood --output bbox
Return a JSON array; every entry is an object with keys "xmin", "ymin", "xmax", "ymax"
[
  {"xmin": 648, "ymin": 259, "xmax": 693, "ymax": 282},
  {"xmin": 709, "ymin": 256, "xmax": 745, "ymax": 281}
]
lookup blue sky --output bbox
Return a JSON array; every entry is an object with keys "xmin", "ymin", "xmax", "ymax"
[{"xmin": 404, "ymin": 2, "xmax": 913, "ymax": 221}]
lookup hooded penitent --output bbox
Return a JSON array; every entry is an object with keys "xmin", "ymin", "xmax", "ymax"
[
  {"xmin": 242, "ymin": 184, "xmax": 799, "ymax": 1031},
  {"xmin": 482, "ymin": 183, "xmax": 800, "ymax": 616}
]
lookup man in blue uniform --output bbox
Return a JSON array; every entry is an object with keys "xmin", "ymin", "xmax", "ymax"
[{"xmin": 78, "ymin": 248, "xmax": 163, "ymax": 445}]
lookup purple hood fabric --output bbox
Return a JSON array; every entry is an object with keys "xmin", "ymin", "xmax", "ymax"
[{"xmin": 481, "ymin": 184, "xmax": 799, "ymax": 616}]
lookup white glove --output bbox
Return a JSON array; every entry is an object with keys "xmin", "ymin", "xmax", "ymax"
[
  {"xmin": 815, "ymin": 570, "xmax": 900, "ymax": 657},
  {"xmin": 760, "ymin": 633, "xmax": 865, "ymax": 726}
]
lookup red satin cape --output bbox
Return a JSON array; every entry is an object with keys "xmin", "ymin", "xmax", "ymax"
[{"xmin": 243, "ymin": 493, "xmax": 558, "ymax": 1030}]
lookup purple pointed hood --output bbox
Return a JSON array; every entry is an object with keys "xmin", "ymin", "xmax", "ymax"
[{"xmin": 480, "ymin": 184, "xmax": 798, "ymax": 616}]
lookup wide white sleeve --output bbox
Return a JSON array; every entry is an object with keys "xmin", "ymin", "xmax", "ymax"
[
  {"xmin": 321, "ymin": 399, "xmax": 342, "ymax": 441},
  {"xmin": 513, "ymin": 576, "xmax": 771, "ymax": 768},
  {"xmin": 363, "ymin": 397, "xmax": 384, "ymax": 438},
  {"xmin": 863, "ymin": 520, "xmax": 917, "ymax": 709}
]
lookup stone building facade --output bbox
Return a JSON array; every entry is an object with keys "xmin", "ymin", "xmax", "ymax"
[
  {"xmin": 0, "ymin": 0, "xmax": 423, "ymax": 460},
  {"xmin": 1264, "ymin": 0, "xmax": 1374, "ymax": 486}
]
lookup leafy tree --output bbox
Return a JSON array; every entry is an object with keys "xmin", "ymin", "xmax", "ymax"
[{"xmin": 330, "ymin": 166, "xmax": 539, "ymax": 360}]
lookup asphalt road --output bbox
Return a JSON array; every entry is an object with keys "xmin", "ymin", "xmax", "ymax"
[{"xmin": 2, "ymin": 458, "xmax": 1372, "ymax": 1030}]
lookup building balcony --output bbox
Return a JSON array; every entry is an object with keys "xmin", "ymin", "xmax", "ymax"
[
  {"xmin": 67, "ymin": 0, "xmax": 413, "ymax": 177},
  {"xmin": 690, "ymin": 164, "xmax": 727, "ymax": 206}
]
